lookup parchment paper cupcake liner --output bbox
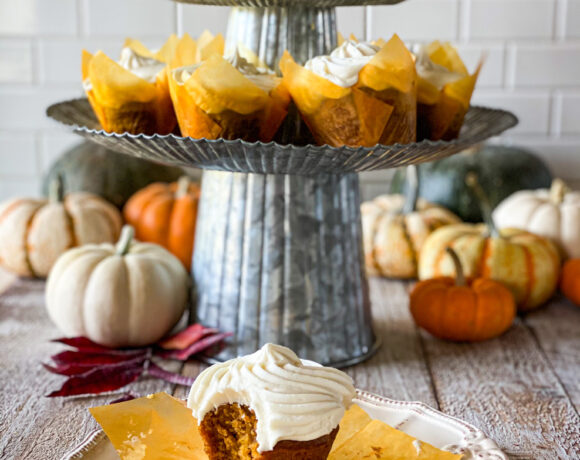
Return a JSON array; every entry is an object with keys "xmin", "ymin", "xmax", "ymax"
[{"xmin": 47, "ymin": 98, "xmax": 518, "ymax": 176}]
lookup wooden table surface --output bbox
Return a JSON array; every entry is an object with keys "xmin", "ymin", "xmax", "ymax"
[{"xmin": 0, "ymin": 267, "xmax": 579, "ymax": 460}]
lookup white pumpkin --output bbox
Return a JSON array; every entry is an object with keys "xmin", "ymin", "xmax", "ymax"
[
  {"xmin": 493, "ymin": 179, "xmax": 580, "ymax": 259},
  {"xmin": 361, "ymin": 194, "xmax": 461, "ymax": 279},
  {"xmin": 46, "ymin": 225, "xmax": 189, "ymax": 348},
  {"xmin": 0, "ymin": 178, "xmax": 122, "ymax": 278}
]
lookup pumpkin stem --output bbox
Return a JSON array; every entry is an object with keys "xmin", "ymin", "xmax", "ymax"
[
  {"xmin": 549, "ymin": 178, "xmax": 570, "ymax": 204},
  {"xmin": 465, "ymin": 172, "xmax": 499, "ymax": 238},
  {"xmin": 402, "ymin": 165, "xmax": 419, "ymax": 214},
  {"xmin": 446, "ymin": 247, "xmax": 466, "ymax": 286},
  {"xmin": 176, "ymin": 176, "xmax": 191, "ymax": 198},
  {"xmin": 49, "ymin": 174, "xmax": 65, "ymax": 204},
  {"xmin": 116, "ymin": 225, "xmax": 135, "ymax": 256}
]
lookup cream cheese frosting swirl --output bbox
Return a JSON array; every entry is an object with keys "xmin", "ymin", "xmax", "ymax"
[
  {"xmin": 304, "ymin": 40, "xmax": 380, "ymax": 88},
  {"xmin": 117, "ymin": 47, "xmax": 166, "ymax": 83},
  {"xmin": 83, "ymin": 47, "xmax": 165, "ymax": 91},
  {"xmin": 187, "ymin": 343, "xmax": 355, "ymax": 452},
  {"xmin": 415, "ymin": 45, "xmax": 465, "ymax": 90},
  {"xmin": 172, "ymin": 48, "xmax": 277, "ymax": 93}
]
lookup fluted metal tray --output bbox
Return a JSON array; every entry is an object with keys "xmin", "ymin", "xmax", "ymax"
[
  {"xmin": 47, "ymin": 98, "xmax": 518, "ymax": 176},
  {"xmin": 173, "ymin": 0, "xmax": 404, "ymax": 6}
]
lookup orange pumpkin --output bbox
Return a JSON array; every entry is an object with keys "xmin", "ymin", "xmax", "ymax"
[
  {"xmin": 560, "ymin": 259, "xmax": 580, "ymax": 306},
  {"xmin": 418, "ymin": 174, "xmax": 561, "ymax": 311},
  {"xmin": 411, "ymin": 247, "xmax": 516, "ymax": 342},
  {"xmin": 123, "ymin": 176, "xmax": 200, "ymax": 270}
]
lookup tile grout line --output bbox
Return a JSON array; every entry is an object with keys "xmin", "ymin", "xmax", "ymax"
[
  {"xmin": 554, "ymin": 0, "xmax": 568, "ymax": 41},
  {"xmin": 365, "ymin": 6, "xmax": 372, "ymax": 41},
  {"xmin": 550, "ymin": 90, "xmax": 563, "ymax": 137},
  {"xmin": 458, "ymin": 0, "xmax": 470, "ymax": 43}
]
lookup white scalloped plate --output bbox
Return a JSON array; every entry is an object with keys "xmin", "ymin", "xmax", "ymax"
[{"xmin": 63, "ymin": 390, "xmax": 507, "ymax": 460}]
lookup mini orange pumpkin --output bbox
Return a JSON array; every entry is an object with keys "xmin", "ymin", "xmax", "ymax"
[
  {"xmin": 123, "ymin": 176, "xmax": 200, "ymax": 271},
  {"xmin": 418, "ymin": 174, "xmax": 561, "ymax": 311},
  {"xmin": 411, "ymin": 247, "xmax": 516, "ymax": 342},
  {"xmin": 560, "ymin": 259, "xmax": 580, "ymax": 306}
]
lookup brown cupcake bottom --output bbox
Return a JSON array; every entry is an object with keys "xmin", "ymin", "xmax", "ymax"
[
  {"xmin": 417, "ymin": 95, "xmax": 467, "ymax": 141},
  {"xmin": 301, "ymin": 88, "xmax": 394, "ymax": 148},
  {"xmin": 199, "ymin": 403, "xmax": 339, "ymax": 460},
  {"xmin": 362, "ymin": 86, "xmax": 417, "ymax": 145},
  {"xmin": 94, "ymin": 102, "xmax": 158, "ymax": 135},
  {"xmin": 86, "ymin": 89, "xmax": 177, "ymax": 136},
  {"xmin": 178, "ymin": 104, "xmax": 264, "ymax": 142}
]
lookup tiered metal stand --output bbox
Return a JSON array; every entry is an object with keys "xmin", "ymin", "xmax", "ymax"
[{"xmin": 47, "ymin": 0, "xmax": 517, "ymax": 367}]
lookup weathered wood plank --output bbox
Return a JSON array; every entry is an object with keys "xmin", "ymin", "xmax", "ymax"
[
  {"xmin": 420, "ymin": 316, "xmax": 580, "ymax": 459},
  {"xmin": 2, "ymin": 275, "xmax": 580, "ymax": 459},
  {"xmin": 0, "ymin": 279, "xmax": 179, "ymax": 460},
  {"xmin": 524, "ymin": 295, "xmax": 580, "ymax": 413},
  {"xmin": 345, "ymin": 278, "xmax": 438, "ymax": 406}
]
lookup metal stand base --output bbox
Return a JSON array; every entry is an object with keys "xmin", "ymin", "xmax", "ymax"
[
  {"xmin": 192, "ymin": 171, "xmax": 377, "ymax": 366},
  {"xmin": 199, "ymin": 337, "xmax": 382, "ymax": 369}
]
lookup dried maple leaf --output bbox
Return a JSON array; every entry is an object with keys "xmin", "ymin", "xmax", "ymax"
[
  {"xmin": 158, "ymin": 323, "xmax": 218, "ymax": 350},
  {"xmin": 148, "ymin": 362, "xmax": 195, "ymax": 386},
  {"xmin": 44, "ymin": 323, "xmax": 231, "ymax": 398},
  {"xmin": 158, "ymin": 332, "xmax": 233, "ymax": 361},
  {"xmin": 43, "ymin": 354, "xmax": 147, "ymax": 377},
  {"xmin": 51, "ymin": 350, "xmax": 146, "ymax": 366},
  {"xmin": 46, "ymin": 360, "xmax": 144, "ymax": 397},
  {"xmin": 109, "ymin": 392, "xmax": 139, "ymax": 404}
]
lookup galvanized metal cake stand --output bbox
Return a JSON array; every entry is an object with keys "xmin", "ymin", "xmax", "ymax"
[{"xmin": 47, "ymin": 0, "xmax": 517, "ymax": 367}]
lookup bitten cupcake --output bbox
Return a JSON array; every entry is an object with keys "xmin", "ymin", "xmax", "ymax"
[
  {"xmin": 188, "ymin": 343, "xmax": 355, "ymax": 460},
  {"xmin": 169, "ymin": 49, "xmax": 289, "ymax": 141},
  {"xmin": 415, "ymin": 41, "xmax": 482, "ymax": 141},
  {"xmin": 280, "ymin": 35, "xmax": 417, "ymax": 147},
  {"xmin": 82, "ymin": 37, "xmax": 177, "ymax": 135}
]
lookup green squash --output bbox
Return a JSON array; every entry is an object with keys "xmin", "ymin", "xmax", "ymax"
[
  {"xmin": 390, "ymin": 145, "xmax": 552, "ymax": 222},
  {"xmin": 42, "ymin": 142, "xmax": 185, "ymax": 209}
]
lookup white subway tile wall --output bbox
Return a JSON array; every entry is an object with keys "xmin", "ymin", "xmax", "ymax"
[
  {"xmin": 0, "ymin": 0, "xmax": 578, "ymax": 202},
  {"xmin": 469, "ymin": 0, "xmax": 555, "ymax": 40}
]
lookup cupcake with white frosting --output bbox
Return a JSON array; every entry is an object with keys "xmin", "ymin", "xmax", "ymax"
[
  {"xmin": 415, "ymin": 41, "xmax": 482, "ymax": 141},
  {"xmin": 188, "ymin": 343, "xmax": 355, "ymax": 460},
  {"xmin": 280, "ymin": 35, "xmax": 416, "ymax": 148},
  {"xmin": 169, "ymin": 49, "xmax": 289, "ymax": 142},
  {"xmin": 82, "ymin": 37, "xmax": 178, "ymax": 135}
]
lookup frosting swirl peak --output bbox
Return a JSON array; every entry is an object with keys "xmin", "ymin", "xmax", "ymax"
[
  {"xmin": 117, "ymin": 47, "xmax": 165, "ymax": 83},
  {"xmin": 172, "ymin": 47, "xmax": 277, "ymax": 93},
  {"xmin": 415, "ymin": 45, "xmax": 465, "ymax": 90},
  {"xmin": 187, "ymin": 343, "xmax": 355, "ymax": 452},
  {"xmin": 304, "ymin": 40, "xmax": 380, "ymax": 88}
]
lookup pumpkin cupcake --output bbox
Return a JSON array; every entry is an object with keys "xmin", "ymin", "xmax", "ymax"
[
  {"xmin": 169, "ymin": 49, "xmax": 289, "ymax": 142},
  {"xmin": 188, "ymin": 343, "xmax": 355, "ymax": 460},
  {"xmin": 82, "ymin": 37, "xmax": 177, "ymax": 135},
  {"xmin": 280, "ymin": 35, "xmax": 416, "ymax": 147},
  {"xmin": 415, "ymin": 41, "xmax": 482, "ymax": 141}
]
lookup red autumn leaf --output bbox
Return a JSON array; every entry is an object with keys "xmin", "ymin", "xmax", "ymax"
[
  {"xmin": 46, "ymin": 361, "xmax": 144, "ymax": 397},
  {"xmin": 109, "ymin": 392, "xmax": 139, "ymax": 404},
  {"xmin": 52, "ymin": 337, "xmax": 110, "ymax": 352},
  {"xmin": 43, "ymin": 355, "xmax": 147, "ymax": 376},
  {"xmin": 44, "ymin": 326, "xmax": 233, "ymax": 398},
  {"xmin": 52, "ymin": 337, "xmax": 144, "ymax": 355},
  {"xmin": 148, "ymin": 361, "xmax": 196, "ymax": 386},
  {"xmin": 51, "ymin": 350, "xmax": 146, "ymax": 366},
  {"xmin": 43, "ymin": 361, "xmax": 95, "ymax": 377},
  {"xmin": 158, "ymin": 332, "xmax": 233, "ymax": 361},
  {"xmin": 158, "ymin": 323, "xmax": 218, "ymax": 350}
]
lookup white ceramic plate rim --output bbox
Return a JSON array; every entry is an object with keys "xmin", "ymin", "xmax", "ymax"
[{"xmin": 63, "ymin": 389, "xmax": 507, "ymax": 460}]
